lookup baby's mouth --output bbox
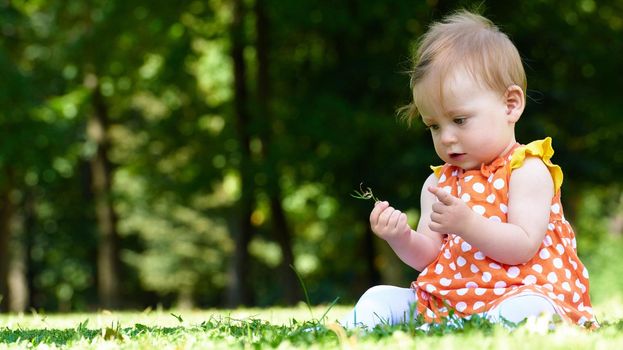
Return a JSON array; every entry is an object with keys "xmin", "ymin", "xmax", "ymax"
[{"xmin": 449, "ymin": 153, "xmax": 466, "ymax": 159}]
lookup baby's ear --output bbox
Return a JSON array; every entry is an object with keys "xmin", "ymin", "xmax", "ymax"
[{"xmin": 504, "ymin": 85, "xmax": 525, "ymax": 123}]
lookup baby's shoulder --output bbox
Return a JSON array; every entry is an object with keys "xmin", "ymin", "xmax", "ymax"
[
  {"xmin": 509, "ymin": 156, "xmax": 555, "ymax": 193},
  {"xmin": 509, "ymin": 138, "xmax": 564, "ymax": 193}
]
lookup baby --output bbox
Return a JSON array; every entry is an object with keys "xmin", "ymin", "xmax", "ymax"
[{"xmin": 341, "ymin": 10, "xmax": 597, "ymax": 329}]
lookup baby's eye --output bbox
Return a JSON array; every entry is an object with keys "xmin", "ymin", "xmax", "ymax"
[
  {"xmin": 453, "ymin": 117, "xmax": 466, "ymax": 125},
  {"xmin": 426, "ymin": 124, "xmax": 439, "ymax": 131}
]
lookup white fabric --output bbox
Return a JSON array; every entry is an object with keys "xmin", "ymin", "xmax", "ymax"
[{"xmin": 340, "ymin": 285, "xmax": 558, "ymax": 329}]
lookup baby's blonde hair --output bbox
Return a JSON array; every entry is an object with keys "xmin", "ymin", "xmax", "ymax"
[{"xmin": 400, "ymin": 10, "xmax": 526, "ymax": 124}]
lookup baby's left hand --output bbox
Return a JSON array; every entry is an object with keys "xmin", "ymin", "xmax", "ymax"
[{"xmin": 428, "ymin": 186, "xmax": 474, "ymax": 236}]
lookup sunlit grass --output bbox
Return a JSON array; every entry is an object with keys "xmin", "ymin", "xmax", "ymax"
[{"xmin": 0, "ymin": 300, "xmax": 621, "ymax": 349}]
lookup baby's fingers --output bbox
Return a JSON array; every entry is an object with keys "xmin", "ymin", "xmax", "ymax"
[
  {"xmin": 369, "ymin": 201, "xmax": 389, "ymax": 225},
  {"xmin": 397, "ymin": 212, "xmax": 411, "ymax": 234},
  {"xmin": 428, "ymin": 186, "xmax": 455, "ymax": 205}
]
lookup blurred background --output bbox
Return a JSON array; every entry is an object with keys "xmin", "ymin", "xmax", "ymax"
[{"xmin": 1, "ymin": 0, "xmax": 623, "ymax": 313}]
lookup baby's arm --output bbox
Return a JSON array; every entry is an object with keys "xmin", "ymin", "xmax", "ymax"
[
  {"xmin": 429, "ymin": 157, "xmax": 553, "ymax": 265},
  {"xmin": 370, "ymin": 173, "xmax": 443, "ymax": 271}
]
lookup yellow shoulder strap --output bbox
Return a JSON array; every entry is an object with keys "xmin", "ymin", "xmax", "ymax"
[
  {"xmin": 430, "ymin": 165, "xmax": 444, "ymax": 178},
  {"xmin": 509, "ymin": 137, "xmax": 563, "ymax": 192}
]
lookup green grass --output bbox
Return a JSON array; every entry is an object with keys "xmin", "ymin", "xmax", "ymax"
[{"xmin": 0, "ymin": 300, "xmax": 622, "ymax": 349}]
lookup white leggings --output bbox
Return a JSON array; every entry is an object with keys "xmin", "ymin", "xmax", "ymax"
[{"xmin": 340, "ymin": 285, "xmax": 558, "ymax": 329}]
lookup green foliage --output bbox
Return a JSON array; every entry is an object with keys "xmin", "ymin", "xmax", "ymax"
[{"xmin": 0, "ymin": 307, "xmax": 622, "ymax": 349}]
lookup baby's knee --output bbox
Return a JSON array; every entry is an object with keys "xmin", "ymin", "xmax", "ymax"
[
  {"xmin": 360, "ymin": 285, "xmax": 393, "ymax": 300},
  {"xmin": 492, "ymin": 293, "xmax": 557, "ymax": 324}
]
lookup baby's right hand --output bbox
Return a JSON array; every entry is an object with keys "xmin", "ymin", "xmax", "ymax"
[{"xmin": 369, "ymin": 201, "xmax": 412, "ymax": 241}]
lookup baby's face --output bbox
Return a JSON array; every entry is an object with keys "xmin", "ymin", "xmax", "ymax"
[{"xmin": 418, "ymin": 69, "xmax": 518, "ymax": 170}]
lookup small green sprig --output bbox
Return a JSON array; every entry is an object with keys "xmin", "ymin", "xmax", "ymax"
[{"xmin": 350, "ymin": 183, "xmax": 380, "ymax": 203}]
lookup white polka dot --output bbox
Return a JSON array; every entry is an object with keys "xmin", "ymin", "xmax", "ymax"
[
  {"xmin": 506, "ymin": 267, "xmax": 520, "ymax": 278},
  {"xmin": 500, "ymin": 203, "xmax": 508, "ymax": 213},
  {"xmin": 551, "ymin": 203, "xmax": 560, "ymax": 214},
  {"xmin": 454, "ymin": 273, "xmax": 462, "ymax": 279},
  {"xmin": 426, "ymin": 284, "xmax": 437, "ymax": 293},
  {"xmin": 461, "ymin": 242, "xmax": 472, "ymax": 252},
  {"xmin": 569, "ymin": 259, "xmax": 578, "ymax": 270},
  {"xmin": 557, "ymin": 294, "xmax": 565, "ymax": 302},
  {"xmin": 443, "ymin": 186, "xmax": 452, "ymax": 194},
  {"xmin": 472, "ymin": 182, "xmax": 485, "ymax": 193},
  {"xmin": 532, "ymin": 264, "xmax": 543, "ymax": 273},
  {"xmin": 488, "ymin": 216, "xmax": 502, "ymax": 223},
  {"xmin": 474, "ymin": 251, "xmax": 485, "ymax": 260},
  {"xmin": 440, "ymin": 278, "xmax": 452, "ymax": 286},
  {"xmin": 544, "ymin": 284, "xmax": 554, "ymax": 291},
  {"xmin": 523, "ymin": 275, "xmax": 537, "ymax": 285},
  {"xmin": 562, "ymin": 282, "xmax": 571, "ymax": 292},
  {"xmin": 461, "ymin": 193, "xmax": 471, "ymax": 202},
  {"xmin": 472, "ymin": 205, "xmax": 486, "ymax": 215},
  {"xmin": 470, "ymin": 264, "xmax": 479, "ymax": 273},
  {"xmin": 473, "ymin": 301, "xmax": 485, "ymax": 310},
  {"xmin": 548, "ymin": 223, "xmax": 555, "ymax": 231},
  {"xmin": 577, "ymin": 316, "xmax": 587, "ymax": 325},
  {"xmin": 466, "ymin": 281, "xmax": 479, "ymax": 288},
  {"xmin": 543, "ymin": 235, "xmax": 553, "ymax": 246},
  {"xmin": 464, "ymin": 175, "xmax": 473, "ymax": 182},
  {"xmin": 576, "ymin": 279, "xmax": 586, "ymax": 293},
  {"xmin": 494, "ymin": 288, "xmax": 505, "ymax": 295},
  {"xmin": 482, "ymin": 272, "xmax": 492, "ymax": 282},
  {"xmin": 547, "ymin": 272, "xmax": 558, "ymax": 283},
  {"xmin": 553, "ymin": 258, "xmax": 563, "ymax": 269},
  {"xmin": 494, "ymin": 281, "xmax": 507, "ymax": 289},
  {"xmin": 426, "ymin": 308, "xmax": 436, "ymax": 318},
  {"xmin": 457, "ymin": 185, "xmax": 462, "ymax": 194},
  {"xmin": 439, "ymin": 290, "xmax": 450, "ymax": 296},
  {"xmin": 487, "ymin": 174, "xmax": 494, "ymax": 183},
  {"xmin": 583, "ymin": 268, "xmax": 589, "ymax": 279},
  {"xmin": 420, "ymin": 267, "xmax": 428, "ymax": 276},
  {"xmin": 457, "ymin": 256, "xmax": 467, "ymax": 267},
  {"xmin": 456, "ymin": 302, "xmax": 467, "ymax": 312},
  {"xmin": 449, "ymin": 262, "xmax": 456, "ymax": 271},
  {"xmin": 475, "ymin": 288, "xmax": 486, "ymax": 296},
  {"xmin": 456, "ymin": 288, "xmax": 468, "ymax": 296},
  {"xmin": 547, "ymin": 292, "xmax": 557, "ymax": 300},
  {"xmin": 565, "ymin": 269, "xmax": 571, "ymax": 279},
  {"xmin": 572, "ymin": 292, "xmax": 580, "ymax": 303},
  {"xmin": 556, "ymin": 244, "xmax": 565, "ymax": 255},
  {"xmin": 539, "ymin": 249, "xmax": 550, "ymax": 260},
  {"xmin": 489, "ymin": 262, "xmax": 501, "ymax": 270},
  {"xmin": 453, "ymin": 236, "xmax": 461, "ymax": 244},
  {"xmin": 443, "ymin": 249, "xmax": 451, "ymax": 259},
  {"xmin": 435, "ymin": 264, "xmax": 444, "ymax": 274},
  {"xmin": 439, "ymin": 174, "xmax": 447, "ymax": 182},
  {"xmin": 493, "ymin": 178, "xmax": 505, "ymax": 190},
  {"xmin": 486, "ymin": 194, "xmax": 496, "ymax": 203},
  {"xmin": 452, "ymin": 170, "xmax": 458, "ymax": 176}
]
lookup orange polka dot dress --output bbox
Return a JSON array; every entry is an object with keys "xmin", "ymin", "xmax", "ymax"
[{"xmin": 411, "ymin": 138, "xmax": 596, "ymax": 326}]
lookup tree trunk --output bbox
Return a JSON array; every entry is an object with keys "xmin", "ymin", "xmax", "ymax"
[
  {"xmin": 255, "ymin": 0, "xmax": 300, "ymax": 305},
  {"xmin": 227, "ymin": 0, "xmax": 255, "ymax": 307},
  {"xmin": 8, "ymin": 199, "xmax": 29, "ymax": 312},
  {"xmin": 87, "ymin": 77, "xmax": 121, "ymax": 309},
  {"xmin": 0, "ymin": 169, "xmax": 14, "ymax": 311}
]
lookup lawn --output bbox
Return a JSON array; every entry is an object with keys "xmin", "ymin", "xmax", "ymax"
[{"xmin": 1, "ymin": 298, "xmax": 622, "ymax": 349}]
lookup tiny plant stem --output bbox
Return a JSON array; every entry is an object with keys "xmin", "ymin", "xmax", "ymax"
[
  {"xmin": 351, "ymin": 183, "xmax": 380, "ymax": 203},
  {"xmin": 290, "ymin": 264, "xmax": 314, "ymax": 319}
]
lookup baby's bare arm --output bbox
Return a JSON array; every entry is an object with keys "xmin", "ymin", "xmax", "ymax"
[{"xmin": 371, "ymin": 173, "xmax": 443, "ymax": 271}]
